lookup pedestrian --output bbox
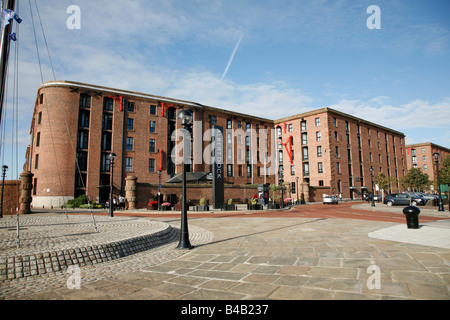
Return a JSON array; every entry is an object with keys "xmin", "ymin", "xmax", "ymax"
[
  {"xmin": 119, "ymin": 196, "xmax": 125, "ymax": 210},
  {"xmin": 339, "ymin": 193, "xmax": 342, "ymax": 201}
]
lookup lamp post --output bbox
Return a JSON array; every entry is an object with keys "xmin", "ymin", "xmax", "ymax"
[
  {"xmin": 176, "ymin": 109, "xmax": 193, "ymax": 249},
  {"xmin": 279, "ymin": 171, "xmax": 284, "ymax": 208},
  {"xmin": 108, "ymin": 153, "xmax": 116, "ymax": 217},
  {"xmin": 369, "ymin": 166, "xmax": 375, "ymax": 207},
  {"xmin": 296, "ymin": 176, "xmax": 299, "ymax": 205},
  {"xmin": 0, "ymin": 165, "xmax": 8, "ymax": 218},
  {"xmin": 433, "ymin": 152, "xmax": 444, "ymax": 212}
]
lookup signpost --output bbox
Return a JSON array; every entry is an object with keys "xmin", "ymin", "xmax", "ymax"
[{"xmin": 212, "ymin": 125, "xmax": 224, "ymax": 209}]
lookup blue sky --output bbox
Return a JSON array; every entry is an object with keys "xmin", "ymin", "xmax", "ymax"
[{"xmin": 1, "ymin": 0, "xmax": 449, "ymax": 179}]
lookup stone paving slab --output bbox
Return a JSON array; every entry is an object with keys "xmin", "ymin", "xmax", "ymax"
[{"xmin": 1, "ymin": 213, "xmax": 449, "ymax": 301}]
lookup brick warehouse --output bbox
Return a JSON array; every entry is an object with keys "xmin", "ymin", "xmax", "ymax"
[{"xmin": 25, "ymin": 80, "xmax": 408, "ymax": 209}]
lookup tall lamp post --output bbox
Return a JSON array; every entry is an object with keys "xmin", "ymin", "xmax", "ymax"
[
  {"xmin": 369, "ymin": 166, "xmax": 375, "ymax": 207},
  {"xmin": 433, "ymin": 152, "xmax": 444, "ymax": 212},
  {"xmin": 108, "ymin": 153, "xmax": 116, "ymax": 217},
  {"xmin": 176, "ymin": 109, "xmax": 193, "ymax": 249},
  {"xmin": 296, "ymin": 176, "xmax": 299, "ymax": 205},
  {"xmin": 279, "ymin": 171, "xmax": 284, "ymax": 208},
  {"xmin": 1, "ymin": 165, "xmax": 8, "ymax": 218}
]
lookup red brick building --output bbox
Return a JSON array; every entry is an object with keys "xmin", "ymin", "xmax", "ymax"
[
  {"xmin": 25, "ymin": 81, "xmax": 276, "ymax": 208},
  {"xmin": 25, "ymin": 81, "xmax": 409, "ymax": 208},
  {"xmin": 405, "ymin": 142, "xmax": 450, "ymax": 183},
  {"xmin": 275, "ymin": 108, "xmax": 407, "ymax": 200}
]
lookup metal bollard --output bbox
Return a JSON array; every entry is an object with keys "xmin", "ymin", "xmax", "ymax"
[{"xmin": 403, "ymin": 206, "xmax": 420, "ymax": 229}]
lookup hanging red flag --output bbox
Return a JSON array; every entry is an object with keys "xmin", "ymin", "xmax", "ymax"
[
  {"xmin": 109, "ymin": 95, "xmax": 124, "ymax": 111},
  {"xmin": 279, "ymin": 135, "xmax": 294, "ymax": 164},
  {"xmin": 160, "ymin": 102, "xmax": 174, "ymax": 117}
]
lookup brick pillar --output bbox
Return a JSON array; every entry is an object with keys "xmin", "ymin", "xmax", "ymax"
[
  {"xmin": 19, "ymin": 171, "xmax": 34, "ymax": 214},
  {"xmin": 125, "ymin": 175, "xmax": 137, "ymax": 210},
  {"xmin": 301, "ymin": 181, "xmax": 310, "ymax": 203}
]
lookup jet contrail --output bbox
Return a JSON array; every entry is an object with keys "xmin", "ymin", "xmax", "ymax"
[{"xmin": 222, "ymin": 33, "xmax": 244, "ymax": 80}]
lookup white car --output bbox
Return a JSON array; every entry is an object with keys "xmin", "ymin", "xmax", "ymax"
[{"xmin": 323, "ymin": 195, "xmax": 338, "ymax": 204}]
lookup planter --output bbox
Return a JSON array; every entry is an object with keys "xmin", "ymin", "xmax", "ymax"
[
  {"xmin": 195, "ymin": 205, "xmax": 209, "ymax": 211},
  {"xmin": 247, "ymin": 204, "xmax": 261, "ymax": 210},
  {"xmin": 223, "ymin": 204, "xmax": 236, "ymax": 211},
  {"xmin": 267, "ymin": 203, "xmax": 280, "ymax": 209}
]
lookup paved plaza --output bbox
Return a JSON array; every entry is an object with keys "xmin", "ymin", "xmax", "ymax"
[{"xmin": 0, "ymin": 202, "xmax": 449, "ymax": 301}]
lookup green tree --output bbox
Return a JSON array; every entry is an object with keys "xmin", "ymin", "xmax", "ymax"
[
  {"xmin": 400, "ymin": 168, "xmax": 430, "ymax": 192},
  {"xmin": 375, "ymin": 172, "xmax": 398, "ymax": 198},
  {"xmin": 438, "ymin": 155, "xmax": 450, "ymax": 209}
]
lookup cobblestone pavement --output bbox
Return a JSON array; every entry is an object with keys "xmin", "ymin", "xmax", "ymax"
[{"xmin": 1, "ymin": 208, "xmax": 449, "ymax": 301}]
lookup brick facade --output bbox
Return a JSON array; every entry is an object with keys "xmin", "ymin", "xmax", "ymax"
[
  {"xmin": 0, "ymin": 180, "xmax": 21, "ymax": 216},
  {"xmin": 25, "ymin": 81, "xmax": 411, "ymax": 208},
  {"xmin": 406, "ymin": 142, "xmax": 450, "ymax": 183}
]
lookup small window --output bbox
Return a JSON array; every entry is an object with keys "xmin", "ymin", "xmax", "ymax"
[
  {"xmin": 150, "ymin": 105, "xmax": 156, "ymax": 115},
  {"xmin": 125, "ymin": 158, "xmax": 133, "ymax": 172},
  {"xmin": 149, "ymin": 139, "xmax": 156, "ymax": 153},
  {"xmin": 127, "ymin": 101, "xmax": 135, "ymax": 112},
  {"xmin": 126, "ymin": 137, "xmax": 133, "ymax": 151},
  {"xmin": 149, "ymin": 121, "xmax": 156, "ymax": 133},
  {"xmin": 149, "ymin": 159, "xmax": 155, "ymax": 172}
]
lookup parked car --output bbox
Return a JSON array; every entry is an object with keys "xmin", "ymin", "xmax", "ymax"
[
  {"xmin": 383, "ymin": 193, "xmax": 427, "ymax": 206},
  {"xmin": 403, "ymin": 192, "xmax": 429, "ymax": 204},
  {"xmin": 410, "ymin": 192, "xmax": 437, "ymax": 201},
  {"xmin": 323, "ymin": 195, "xmax": 338, "ymax": 204}
]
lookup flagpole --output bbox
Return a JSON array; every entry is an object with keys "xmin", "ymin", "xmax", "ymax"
[{"xmin": 0, "ymin": 0, "xmax": 16, "ymax": 126}]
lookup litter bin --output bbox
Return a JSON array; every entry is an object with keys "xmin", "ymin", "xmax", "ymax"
[{"xmin": 403, "ymin": 206, "xmax": 420, "ymax": 229}]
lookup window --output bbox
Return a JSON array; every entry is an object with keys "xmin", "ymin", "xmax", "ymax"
[
  {"xmin": 315, "ymin": 117, "xmax": 320, "ymax": 126},
  {"xmin": 77, "ymin": 131, "xmax": 89, "ymax": 149},
  {"xmin": 79, "ymin": 94, "xmax": 90, "ymax": 108},
  {"xmin": 126, "ymin": 137, "xmax": 133, "ymax": 151},
  {"xmin": 79, "ymin": 111, "xmax": 90, "ymax": 128},
  {"xmin": 237, "ymin": 121, "xmax": 241, "ymax": 129},
  {"xmin": 101, "ymin": 154, "xmax": 111, "ymax": 171},
  {"xmin": 238, "ymin": 165, "xmax": 243, "ymax": 176},
  {"xmin": 38, "ymin": 112, "xmax": 42, "ymax": 124},
  {"xmin": 301, "ymin": 121, "xmax": 307, "ymax": 131},
  {"xmin": 246, "ymin": 136, "xmax": 250, "ymax": 147},
  {"xmin": 290, "ymin": 165, "xmax": 295, "ymax": 175},
  {"xmin": 149, "ymin": 121, "xmax": 156, "ymax": 133},
  {"xmin": 318, "ymin": 162, "xmax": 323, "ymax": 173},
  {"xmin": 246, "ymin": 123, "xmax": 251, "ymax": 132},
  {"xmin": 125, "ymin": 157, "xmax": 133, "ymax": 172},
  {"xmin": 127, "ymin": 101, "xmax": 135, "ymax": 112},
  {"xmin": 227, "ymin": 164, "xmax": 233, "ymax": 177},
  {"xmin": 424, "ymin": 164, "xmax": 428, "ymax": 171},
  {"xmin": 227, "ymin": 147, "xmax": 232, "ymax": 162},
  {"xmin": 422, "ymin": 156, "xmax": 426, "ymax": 161},
  {"xmin": 336, "ymin": 162, "xmax": 341, "ymax": 173},
  {"xmin": 302, "ymin": 133, "xmax": 308, "ymax": 145},
  {"xmin": 345, "ymin": 121, "xmax": 349, "ymax": 131},
  {"xmin": 39, "ymin": 94, "xmax": 44, "ymax": 104},
  {"xmin": 102, "ymin": 132, "xmax": 112, "ymax": 151},
  {"xmin": 316, "ymin": 131, "xmax": 321, "ymax": 141},
  {"xmin": 247, "ymin": 165, "xmax": 252, "ymax": 177},
  {"xmin": 421, "ymin": 148, "xmax": 426, "ymax": 154},
  {"xmin": 288, "ymin": 124, "xmax": 293, "ymax": 132},
  {"xmin": 150, "ymin": 105, "xmax": 156, "ymax": 115},
  {"xmin": 276, "ymin": 126, "xmax": 282, "ymax": 136},
  {"xmin": 35, "ymin": 154, "xmax": 39, "ymax": 169},
  {"xmin": 149, "ymin": 159, "xmax": 155, "ymax": 172},
  {"xmin": 278, "ymin": 150, "xmax": 283, "ymax": 164},
  {"xmin": 211, "ymin": 116, "xmax": 217, "ymax": 125},
  {"xmin": 317, "ymin": 146, "xmax": 322, "ymax": 157},
  {"xmin": 102, "ymin": 114, "xmax": 112, "ymax": 130},
  {"xmin": 303, "ymin": 163, "xmax": 309, "ymax": 176},
  {"xmin": 302, "ymin": 147, "xmax": 308, "ymax": 160},
  {"xmin": 149, "ymin": 139, "xmax": 156, "ymax": 152},
  {"xmin": 335, "ymin": 146, "xmax": 339, "ymax": 157},
  {"xmin": 333, "ymin": 118, "xmax": 337, "ymax": 126},
  {"xmin": 77, "ymin": 152, "xmax": 88, "ymax": 171},
  {"xmin": 127, "ymin": 118, "xmax": 134, "ymax": 131},
  {"xmin": 103, "ymin": 97, "xmax": 113, "ymax": 111},
  {"xmin": 227, "ymin": 119, "xmax": 232, "ymax": 129},
  {"xmin": 36, "ymin": 132, "xmax": 40, "ymax": 147},
  {"xmin": 291, "ymin": 182, "xmax": 296, "ymax": 194},
  {"xmin": 319, "ymin": 180, "xmax": 324, "ymax": 186},
  {"xmin": 334, "ymin": 131, "xmax": 338, "ymax": 141}
]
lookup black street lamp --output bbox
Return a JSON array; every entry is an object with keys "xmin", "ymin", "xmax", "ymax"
[
  {"xmin": 279, "ymin": 171, "xmax": 284, "ymax": 208},
  {"xmin": 433, "ymin": 152, "xmax": 444, "ymax": 212},
  {"xmin": 296, "ymin": 176, "xmax": 299, "ymax": 205},
  {"xmin": 108, "ymin": 153, "xmax": 116, "ymax": 217},
  {"xmin": 369, "ymin": 166, "xmax": 375, "ymax": 207},
  {"xmin": 176, "ymin": 109, "xmax": 193, "ymax": 249},
  {"xmin": 1, "ymin": 165, "xmax": 8, "ymax": 218}
]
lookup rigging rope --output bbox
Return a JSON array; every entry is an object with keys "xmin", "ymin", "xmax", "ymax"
[{"xmin": 28, "ymin": 0, "xmax": 98, "ymax": 231}]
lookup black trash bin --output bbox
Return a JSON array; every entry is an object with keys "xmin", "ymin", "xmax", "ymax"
[{"xmin": 403, "ymin": 206, "xmax": 420, "ymax": 229}]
